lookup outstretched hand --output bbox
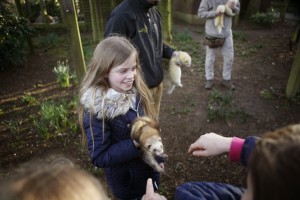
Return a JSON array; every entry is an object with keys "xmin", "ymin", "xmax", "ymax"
[
  {"xmin": 142, "ymin": 178, "xmax": 167, "ymax": 200},
  {"xmin": 188, "ymin": 133, "xmax": 233, "ymax": 157}
]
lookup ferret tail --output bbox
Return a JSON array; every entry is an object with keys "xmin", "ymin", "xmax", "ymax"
[
  {"xmin": 215, "ymin": 16, "xmax": 222, "ymax": 34},
  {"xmin": 167, "ymin": 84, "xmax": 175, "ymax": 95}
]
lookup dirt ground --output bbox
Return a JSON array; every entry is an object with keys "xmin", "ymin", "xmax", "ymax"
[{"xmin": 1, "ymin": 19, "xmax": 300, "ymax": 199}]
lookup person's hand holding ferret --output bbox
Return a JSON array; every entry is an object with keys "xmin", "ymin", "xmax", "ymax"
[{"xmin": 188, "ymin": 133, "xmax": 233, "ymax": 157}]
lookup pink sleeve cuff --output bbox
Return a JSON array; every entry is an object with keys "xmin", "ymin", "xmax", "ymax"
[{"xmin": 229, "ymin": 137, "xmax": 245, "ymax": 162}]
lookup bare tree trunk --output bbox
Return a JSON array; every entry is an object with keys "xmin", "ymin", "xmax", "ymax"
[
  {"xmin": 58, "ymin": 0, "xmax": 66, "ymax": 24},
  {"xmin": 286, "ymin": 41, "xmax": 300, "ymax": 98},
  {"xmin": 14, "ymin": 0, "xmax": 23, "ymax": 17},
  {"xmin": 158, "ymin": 0, "xmax": 173, "ymax": 44},
  {"xmin": 39, "ymin": 0, "xmax": 48, "ymax": 23},
  {"xmin": 260, "ymin": 0, "xmax": 271, "ymax": 12},
  {"xmin": 245, "ymin": 0, "xmax": 260, "ymax": 18},
  {"xmin": 89, "ymin": 0, "xmax": 100, "ymax": 43},
  {"xmin": 280, "ymin": 0, "xmax": 290, "ymax": 22},
  {"xmin": 80, "ymin": 0, "xmax": 91, "ymax": 30},
  {"xmin": 61, "ymin": 0, "xmax": 86, "ymax": 82}
]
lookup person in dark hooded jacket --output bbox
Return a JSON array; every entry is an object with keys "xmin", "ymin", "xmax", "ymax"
[{"xmin": 104, "ymin": 0, "xmax": 179, "ymax": 115}]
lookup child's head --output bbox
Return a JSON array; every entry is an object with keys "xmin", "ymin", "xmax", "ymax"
[
  {"xmin": 0, "ymin": 156, "xmax": 110, "ymax": 200},
  {"xmin": 80, "ymin": 35, "xmax": 144, "ymax": 94},
  {"xmin": 79, "ymin": 35, "xmax": 156, "ymax": 117},
  {"xmin": 242, "ymin": 124, "xmax": 300, "ymax": 200}
]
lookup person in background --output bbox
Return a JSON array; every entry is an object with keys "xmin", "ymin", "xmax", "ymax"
[
  {"xmin": 175, "ymin": 124, "xmax": 300, "ymax": 200},
  {"xmin": 198, "ymin": 0, "xmax": 240, "ymax": 90},
  {"xmin": 104, "ymin": 0, "xmax": 179, "ymax": 115},
  {"xmin": 78, "ymin": 35, "xmax": 163, "ymax": 200}
]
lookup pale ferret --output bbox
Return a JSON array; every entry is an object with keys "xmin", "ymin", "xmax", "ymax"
[
  {"xmin": 215, "ymin": 0, "xmax": 238, "ymax": 34},
  {"xmin": 167, "ymin": 51, "xmax": 192, "ymax": 95},
  {"xmin": 130, "ymin": 116, "xmax": 167, "ymax": 173}
]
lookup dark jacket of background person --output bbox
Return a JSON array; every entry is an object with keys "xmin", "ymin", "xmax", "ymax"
[{"xmin": 104, "ymin": 0, "xmax": 175, "ymax": 88}]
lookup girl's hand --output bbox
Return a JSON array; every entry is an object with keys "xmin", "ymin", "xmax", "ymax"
[{"xmin": 188, "ymin": 133, "xmax": 233, "ymax": 157}]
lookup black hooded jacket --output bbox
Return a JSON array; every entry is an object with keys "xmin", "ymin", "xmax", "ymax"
[{"xmin": 104, "ymin": 0, "xmax": 175, "ymax": 88}]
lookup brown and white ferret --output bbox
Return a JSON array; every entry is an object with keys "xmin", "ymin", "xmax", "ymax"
[{"xmin": 130, "ymin": 116, "xmax": 167, "ymax": 173}]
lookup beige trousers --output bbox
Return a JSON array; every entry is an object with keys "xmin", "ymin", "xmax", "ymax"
[{"xmin": 149, "ymin": 82, "xmax": 164, "ymax": 116}]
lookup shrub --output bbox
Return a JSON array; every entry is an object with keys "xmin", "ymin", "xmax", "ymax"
[
  {"xmin": 250, "ymin": 7, "xmax": 278, "ymax": 26},
  {"xmin": 0, "ymin": 0, "xmax": 35, "ymax": 70}
]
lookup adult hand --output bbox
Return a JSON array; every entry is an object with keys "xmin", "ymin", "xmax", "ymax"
[
  {"xmin": 188, "ymin": 133, "xmax": 233, "ymax": 157},
  {"xmin": 142, "ymin": 178, "xmax": 167, "ymax": 200},
  {"xmin": 171, "ymin": 51, "xmax": 179, "ymax": 58},
  {"xmin": 215, "ymin": 10, "xmax": 223, "ymax": 16}
]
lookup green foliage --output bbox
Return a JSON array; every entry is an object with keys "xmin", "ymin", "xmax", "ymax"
[
  {"xmin": 53, "ymin": 60, "xmax": 71, "ymax": 87},
  {"xmin": 240, "ymin": 44, "xmax": 263, "ymax": 57},
  {"xmin": 45, "ymin": 0, "xmax": 61, "ymax": 19},
  {"xmin": 250, "ymin": 7, "xmax": 278, "ymax": 26},
  {"xmin": 32, "ymin": 97, "xmax": 78, "ymax": 140},
  {"xmin": 83, "ymin": 45, "xmax": 96, "ymax": 62},
  {"xmin": 22, "ymin": 92, "xmax": 37, "ymax": 105},
  {"xmin": 207, "ymin": 90, "xmax": 249, "ymax": 123},
  {"xmin": 18, "ymin": 0, "xmax": 61, "ymax": 23},
  {"xmin": 233, "ymin": 31, "xmax": 247, "ymax": 41},
  {"xmin": 260, "ymin": 89, "xmax": 274, "ymax": 99},
  {"xmin": 0, "ymin": 0, "xmax": 35, "ymax": 70},
  {"xmin": 173, "ymin": 28, "xmax": 193, "ymax": 42},
  {"xmin": 2, "ymin": 120, "xmax": 21, "ymax": 140},
  {"xmin": 38, "ymin": 33, "xmax": 65, "ymax": 49}
]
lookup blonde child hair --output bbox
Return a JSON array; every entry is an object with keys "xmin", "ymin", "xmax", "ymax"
[
  {"xmin": 78, "ymin": 36, "xmax": 156, "ymax": 146},
  {"xmin": 0, "ymin": 156, "xmax": 110, "ymax": 200}
]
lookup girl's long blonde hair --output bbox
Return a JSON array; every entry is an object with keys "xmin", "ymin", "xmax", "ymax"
[{"xmin": 78, "ymin": 36, "xmax": 156, "ymax": 147}]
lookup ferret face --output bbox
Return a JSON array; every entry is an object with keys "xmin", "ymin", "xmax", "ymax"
[
  {"xmin": 182, "ymin": 57, "xmax": 191, "ymax": 67},
  {"xmin": 146, "ymin": 137, "xmax": 164, "ymax": 156},
  {"xmin": 179, "ymin": 52, "xmax": 192, "ymax": 67}
]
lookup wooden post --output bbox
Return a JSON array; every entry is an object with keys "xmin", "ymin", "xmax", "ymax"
[
  {"xmin": 61, "ymin": 0, "xmax": 86, "ymax": 83},
  {"xmin": 158, "ymin": 0, "xmax": 173, "ymax": 44},
  {"xmin": 280, "ymin": 0, "xmax": 290, "ymax": 22},
  {"xmin": 286, "ymin": 43, "xmax": 300, "ymax": 98}
]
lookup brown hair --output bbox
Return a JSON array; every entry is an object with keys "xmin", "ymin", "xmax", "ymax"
[
  {"xmin": 248, "ymin": 124, "xmax": 300, "ymax": 200},
  {"xmin": 0, "ymin": 156, "xmax": 110, "ymax": 200}
]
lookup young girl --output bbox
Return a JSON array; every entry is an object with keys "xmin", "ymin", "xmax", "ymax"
[{"xmin": 78, "ymin": 36, "xmax": 159, "ymax": 200}]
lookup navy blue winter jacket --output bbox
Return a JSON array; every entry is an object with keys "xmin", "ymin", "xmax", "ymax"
[{"xmin": 81, "ymin": 88, "xmax": 160, "ymax": 199}]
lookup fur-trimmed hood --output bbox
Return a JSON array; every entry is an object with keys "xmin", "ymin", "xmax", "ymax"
[{"xmin": 80, "ymin": 87, "xmax": 138, "ymax": 119}]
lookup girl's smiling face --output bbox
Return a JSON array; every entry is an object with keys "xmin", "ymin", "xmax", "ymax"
[{"xmin": 108, "ymin": 53, "xmax": 137, "ymax": 93}]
